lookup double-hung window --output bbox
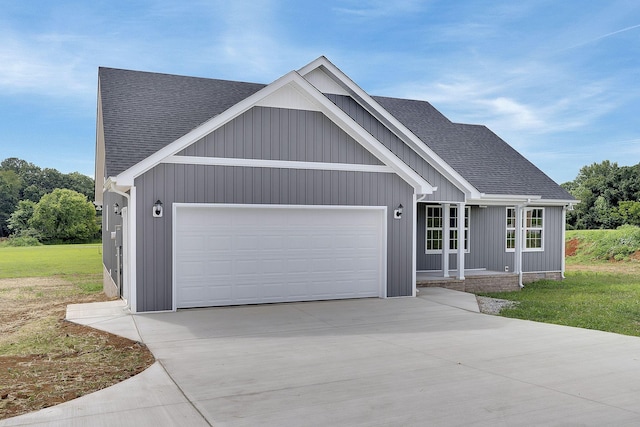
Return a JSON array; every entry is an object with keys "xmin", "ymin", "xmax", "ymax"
[
  {"xmin": 506, "ymin": 207, "xmax": 544, "ymax": 251},
  {"xmin": 426, "ymin": 205, "xmax": 469, "ymax": 254}
]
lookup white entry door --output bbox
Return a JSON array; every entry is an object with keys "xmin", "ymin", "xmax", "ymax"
[{"xmin": 173, "ymin": 204, "xmax": 386, "ymax": 308}]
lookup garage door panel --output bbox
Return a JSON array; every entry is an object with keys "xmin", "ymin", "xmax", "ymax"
[{"xmin": 175, "ymin": 205, "xmax": 385, "ymax": 308}]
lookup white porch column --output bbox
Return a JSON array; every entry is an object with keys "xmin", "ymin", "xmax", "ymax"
[
  {"xmin": 442, "ymin": 203, "xmax": 450, "ymax": 278},
  {"xmin": 514, "ymin": 205, "xmax": 524, "ymax": 288},
  {"xmin": 456, "ymin": 202, "xmax": 465, "ymax": 280}
]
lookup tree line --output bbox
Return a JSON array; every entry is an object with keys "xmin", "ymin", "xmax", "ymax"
[
  {"xmin": 562, "ymin": 161, "xmax": 640, "ymax": 229},
  {"xmin": 0, "ymin": 157, "xmax": 98, "ymax": 243}
]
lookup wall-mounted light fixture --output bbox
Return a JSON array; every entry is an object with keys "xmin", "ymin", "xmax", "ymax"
[
  {"xmin": 568, "ymin": 203, "xmax": 574, "ymax": 211},
  {"xmin": 393, "ymin": 204, "xmax": 403, "ymax": 220},
  {"xmin": 153, "ymin": 200, "xmax": 163, "ymax": 218},
  {"xmin": 113, "ymin": 203, "xmax": 121, "ymax": 216}
]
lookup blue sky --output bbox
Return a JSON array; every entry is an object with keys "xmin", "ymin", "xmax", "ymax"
[{"xmin": 1, "ymin": 0, "xmax": 638, "ymax": 184}]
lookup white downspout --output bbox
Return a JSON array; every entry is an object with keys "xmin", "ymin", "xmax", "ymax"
[
  {"xmin": 561, "ymin": 205, "xmax": 567, "ymax": 279},
  {"xmin": 515, "ymin": 205, "xmax": 524, "ymax": 288}
]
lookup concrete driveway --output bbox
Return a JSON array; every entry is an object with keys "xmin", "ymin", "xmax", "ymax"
[{"xmin": 4, "ymin": 288, "xmax": 640, "ymax": 426}]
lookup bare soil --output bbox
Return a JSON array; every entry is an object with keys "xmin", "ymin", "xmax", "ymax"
[
  {"xmin": 0, "ymin": 277, "xmax": 154, "ymax": 420},
  {"xmin": 565, "ymin": 238, "xmax": 580, "ymax": 257},
  {"xmin": 566, "ymin": 261, "xmax": 640, "ymax": 275}
]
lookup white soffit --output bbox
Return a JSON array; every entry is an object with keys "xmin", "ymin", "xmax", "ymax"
[
  {"xmin": 303, "ymin": 68, "xmax": 350, "ymax": 96},
  {"xmin": 255, "ymin": 82, "xmax": 321, "ymax": 111}
]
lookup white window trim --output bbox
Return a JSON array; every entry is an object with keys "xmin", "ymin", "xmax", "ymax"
[
  {"xmin": 425, "ymin": 205, "xmax": 470, "ymax": 255},
  {"xmin": 506, "ymin": 207, "xmax": 545, "ymax": 252}
]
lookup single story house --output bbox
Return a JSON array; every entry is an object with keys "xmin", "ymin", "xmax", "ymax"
[{"xmin": 95, "ymin": 56, "xmax": 576, "ymax": 313}]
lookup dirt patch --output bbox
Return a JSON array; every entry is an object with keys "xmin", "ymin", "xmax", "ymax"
[
  {"xmin": 0, "ymin": 277, "xmax": 154, "ymax": 420},
  {"xmin": 566, "ymin": 262, "xmax": 640, "ymax": 275},
  {"xmin": 565, "ymin": 238, "xmax": 580, "ymax": 257}
]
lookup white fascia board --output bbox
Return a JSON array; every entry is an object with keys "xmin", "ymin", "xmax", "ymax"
[
  {"xmin": 95, "ymin": 85, "xmax": 106, "ymax": 205},
  {"xmin": 115, "ymin": 71, "xmax": 308, "ymax": 187},
  {"xmin": 163, "ymin": 155, "xmax": 395, "ymax": 174},
  {"xmin": 467, "ymin": 194, "xmax": 577, "ymax": 207},
  {"xmin": 116, "ymin": 67, "xmax": 433, "ymax": 194},
  {"xmin": 299, "ymin": 56, "xmax": 480, "ymax": 199}
]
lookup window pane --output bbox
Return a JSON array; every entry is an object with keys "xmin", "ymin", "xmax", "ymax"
[
  {"xmin": 526, "ymin": 230, "xmax": 542, "ymax": 248},
  {"xmin": 506, "ymin": 230, "xmax": 515, "ymax": 249},
  {"xmin": 506, "ymin": 208, "xmax": 516, "ymax": 228}
]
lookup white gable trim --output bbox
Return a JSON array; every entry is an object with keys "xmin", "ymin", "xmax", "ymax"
[
  {"xmin": 115, "ymin": 70, "xmax": 434, "ymax": 194},
  {"xmin": 299, "ymin": 56, "xmax": 481, "ymax": 199},
  {"xmin": 303, "ymin": 67, "xmax": 350, "ymax": 96},
  {"xmin": 254, "ymin": 82, "xmax": 321, "ymax": 111},
  {"xmin": 94, "ymin": 84, "xmax": 105, "ymax": 205}
]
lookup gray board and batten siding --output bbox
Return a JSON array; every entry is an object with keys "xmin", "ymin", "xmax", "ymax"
[
  {"xmin": 133, "ymin": 105, "xmax": 417, "ymax": 312},
  {"xmin": 416, "ymin": 205, "xmax": 564, "ymax": 273},
  {"xmin": 326, "ymin": 94, "xmax": 465, "ymax": 203},
  {"xmin": 178, "ymin": 107, "xmax": 384, "ymax": 166}
]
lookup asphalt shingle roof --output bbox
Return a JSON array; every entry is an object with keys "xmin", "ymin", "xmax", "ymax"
[
  {"xmin": 98, "ymin": 68, "xmax": 573, "ymax": 200},
  {"xmin": 99, "ymin": 67, "xmax": 265, "ymax": 176},
  {"xmin": 373, "ymin": 96, "xmax": 573, "ymax": 199}
]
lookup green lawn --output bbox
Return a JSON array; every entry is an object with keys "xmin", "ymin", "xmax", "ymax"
[
  {"xmin": 0, "ymin": 244, "xmax": 102, "ymax": 279},
  {"xmin": 481, "ymin": 269, "xmax": 640, "ymax": 337}
]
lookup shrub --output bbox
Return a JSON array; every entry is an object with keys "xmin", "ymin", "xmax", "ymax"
[{"xmin": 4, "ymin": 236, "xmax": 42, "ymax": 247}]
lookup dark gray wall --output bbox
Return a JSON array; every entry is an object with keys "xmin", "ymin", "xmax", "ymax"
[
  {"xmin": 327, "ymin": 94, "xmax": 465, "ymax": 203},
  {"xmin": 135, "ymin": 103, "xmax": 422, "ymax": 312},
  {"xmin": 179, "ymin": 106, "xmax": 383, "ymax": 166},
  {"xmin": 135, "ymin": 165, "xmax": 414, "ymax": 312},
  {"xmin": 102, "ymin": 191, "xmax": 126, "ymax": 287},
  {"xmin": 417, "ymin": 204, "xmax": 563, "ymax": 273}
]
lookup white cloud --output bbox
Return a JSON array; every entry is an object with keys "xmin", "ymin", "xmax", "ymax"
[
  {"xmin": 333, "ymin": 0, "xmax": 427, "ymax": 18},
  {"xmin": 478, "ymin": 97, "xmax": 543, "ymax": 129},
  {"xmin": 0, "ymin": 30, "xmax": 95, "ymax": 102}
]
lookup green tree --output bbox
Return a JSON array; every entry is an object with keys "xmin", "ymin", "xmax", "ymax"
[
  {"xmin": 64, "ymin": 171, "xmax": 95, "ymax": 200},
  {"xmin": 613, "ymin": 201, "xmax": 640, "ymax": 226},
  {"xmin": 563, "ymin": 161, "xmax": 640, "ymax": 229},
  {"xmin": 7, "ymin": 200, "xmax": 37, "ymax": 235},
  {"xmin": 0, "ymin": 170, "xmax": 22, "ymax": 237},
  {"xmin": 29, "ymin": 189, "xmax": 99, "ymax": 243}
]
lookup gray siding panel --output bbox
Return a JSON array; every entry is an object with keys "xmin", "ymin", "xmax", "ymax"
[
  {"xmin": 417, "ymin": 204, "xmax": 564, "ymax": 273},
  {"xmin": 178, "ymin": 107, "xmax": 384, "ymax": 166},
  {"xmin": 135, "ymin": 165, "xmax": 414, "ymax": 312},
  {"xmin": 327, "ymin": 94, "xmax": 465, "ymax": 203},
  {"xmin": 523, "ymin": 206, "xmax": 563, "ymax": 272}
]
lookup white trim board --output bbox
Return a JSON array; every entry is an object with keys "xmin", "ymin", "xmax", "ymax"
[{"xmin": 163, "ymin": 156, "xmax": 396, "ymax": 173}]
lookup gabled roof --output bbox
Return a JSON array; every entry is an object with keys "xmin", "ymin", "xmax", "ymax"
[
  {"xmin": 97, "ymin": 58, "xmax": 574, "ymax": 202},
  {"xmin": 99, "ymin": 67, "xmax": 265, "ymax": 176}
]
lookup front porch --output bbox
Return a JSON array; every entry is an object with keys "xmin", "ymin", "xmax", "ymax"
[{"xmin": 417, "ymin": 269, "xmax": 520, "ymax": 293}]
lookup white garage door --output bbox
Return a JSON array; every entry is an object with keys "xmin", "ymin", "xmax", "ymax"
[{"xmin": 173, "ymin": 204, "xmax": 386, "ymax": 308}]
